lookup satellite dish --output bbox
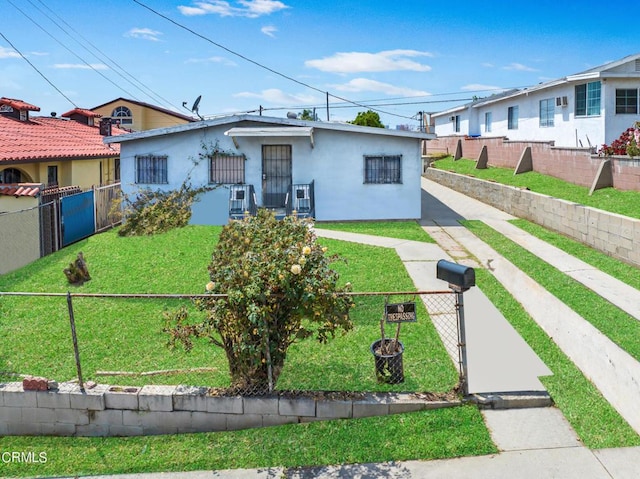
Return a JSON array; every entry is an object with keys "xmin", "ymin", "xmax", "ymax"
[{"xmin": 191, "ymin": 95, "xmax": 203, "ymax": 120}]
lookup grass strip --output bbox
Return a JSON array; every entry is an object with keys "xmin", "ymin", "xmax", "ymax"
[
  {"xmin": 431, "ymin": 157, "xmax": 640, "ymax": 220},
  {"xmin": 462, "ymin": 220, "xmax": 640, "ymax": 362},
  {"xmin": 474, "ymin": 268, "xmax": 640, "ymax": 448},
  {"xmin": 510, "ymin": 218, "xmax": 640, "ymax": 291},
  {"xmin": 316, "ymin": 220, "xmax": 435, "ymax": 243},
  {"xmin": 0, "ymin": 405, "xmax": 495, "ymax": 477}
]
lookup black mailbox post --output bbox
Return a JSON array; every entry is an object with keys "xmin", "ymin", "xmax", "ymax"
[
  {"xmin": 436, "ymin": 259, "xmax": 475, "ymax": 396},
  {"xmin": 436, "ymin": 259, "xmax": 475, "ymax": 292}
]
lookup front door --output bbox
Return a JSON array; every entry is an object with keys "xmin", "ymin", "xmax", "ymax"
[{"xmin": 262, "ymin": 145, "xmax": 292, "ymax": 208}]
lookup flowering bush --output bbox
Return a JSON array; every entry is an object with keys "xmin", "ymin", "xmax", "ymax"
[
  {"xmin": 165, "ymin": 209, "xmax": 354, "ymax": 393},
  {"xmin": 599, "ymin": 122, "xmax": 640, "ymax": 157}
]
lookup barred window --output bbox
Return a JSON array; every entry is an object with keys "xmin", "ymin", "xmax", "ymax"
[
  {"xmin": 135, "ymin": 154, "xmax": 168, "ymax": 184},
  {"xmin": 364, "ymin": 155, "xmax": 402, "ymax": 184},
  {"xmin": 209, "ymin": 154, "xmax": 245, "ymax": 184}
]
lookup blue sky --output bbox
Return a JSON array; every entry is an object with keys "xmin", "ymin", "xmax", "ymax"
[{"xmin": 0, "ymin": 0, "xmax": 635, "ymax": 128}]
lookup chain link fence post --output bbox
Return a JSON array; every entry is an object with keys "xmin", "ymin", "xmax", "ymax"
[
  {"xmin": 66, "ymin": 292, "xmax": 84, "ymax": 390},
  {"xmin": 455, "ymin": 290, "xmax": 469, "ymax": 396}
]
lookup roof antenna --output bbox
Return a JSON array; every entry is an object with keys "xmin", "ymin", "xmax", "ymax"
[{"xmin": 191, "ymin": 95, "xmax": 203, "ymax": 120}]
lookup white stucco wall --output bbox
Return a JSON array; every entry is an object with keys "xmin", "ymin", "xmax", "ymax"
[
  {"xmin": 434, "ymin": 80, "xmax": 640, "ymax": 148},
  {"xmin": 118, "ymin": 121, "xmax": 423, "ymax": 225}
]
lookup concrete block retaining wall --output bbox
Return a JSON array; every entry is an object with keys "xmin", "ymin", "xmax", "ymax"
[
  {"xmin": 424, "ymin": 168, "xmax": 640, "ymax": 268},
  {"xmin": 0, "ymin": 382, "xmax": 457, "ymax": 437},
  {"xmin": 427, "ymin": 136, "xmax": 640, "ymax": 191}
]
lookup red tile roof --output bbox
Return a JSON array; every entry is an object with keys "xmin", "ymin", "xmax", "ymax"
[
  {"xmin": 62, "ymin": 108, "xmax": 102, "ymax": 118},
  {"xmin": 0, "ymin": 97, "xmax": 40, "ymax": 111},
  {"xmin": 0, "ymin": 183, "xmax": 43, "ymax": 197},
  {"xmin": 0, "ymin": 114, "xmax": 126, "ymax": 163}
]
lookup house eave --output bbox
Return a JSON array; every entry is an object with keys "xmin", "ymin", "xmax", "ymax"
[{"xmin": 104, "ymin": 114, "xmax": 434, "ymax": 145}]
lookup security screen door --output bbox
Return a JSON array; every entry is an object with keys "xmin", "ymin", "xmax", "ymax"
[{"xmin": 262, "ymin": 145, "xmax": 292, "ymax": 208}]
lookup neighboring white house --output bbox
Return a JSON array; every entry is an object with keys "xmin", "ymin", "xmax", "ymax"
[
  {"xmin": 104, "ymin": 114, "xmax": 433, "ymax": 225},
  {"xmin": 433, "ymin": 53, "xmax": 640, "ymax": 148}
]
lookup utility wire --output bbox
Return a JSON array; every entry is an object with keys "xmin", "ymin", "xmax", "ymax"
[
  {"xmin": 7, "ymin": 0, "xmax": 143, "ymax": 104},
  {"xmin": 132, "ymin": 0, "xmax": 415, "ymax": 121},
  {"xmin": 0, "ymin": 31, "xmax": 77, "ymax": 107},
  {"xmin": 30, "ymin": 0, "xmax": 183, "ymax": 113}
]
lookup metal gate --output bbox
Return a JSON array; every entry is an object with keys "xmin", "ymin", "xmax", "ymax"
[
  {"xmin": 61, "ymin": 190, "xmax": 95, "ymax": 247},
  {"xmin": 262, "ymin": 145, "xmax": 292, "ymax": 208}
]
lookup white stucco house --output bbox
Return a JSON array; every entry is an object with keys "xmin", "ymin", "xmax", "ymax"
[
  {"xmin": 433, "ymin": 53, "xmax": 640, "ymax": 148},
  {"xmin": 104, "ymin": 114, "xmax": 433, "ymax": 225}
]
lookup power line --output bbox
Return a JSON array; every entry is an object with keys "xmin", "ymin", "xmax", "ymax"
[
  {"xmin": 0, "ymin": 31, "xmax": 77, "ymax": 107},
  {"xmin": 30, "ymin": 0, "xmax": 183, "ymax": 113},
  {"xmin": 132, "ymin": 0, "xmax": 416, "ymax": 121},
  {"xmin": 7, "ymin": 0, "xmax": 143, "ymax": 104}
]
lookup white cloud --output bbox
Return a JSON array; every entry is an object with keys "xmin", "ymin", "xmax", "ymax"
[
  {"xmin": 503, "ymin": 62, "xmax": 537, "ymax": 72},
  {"xmin": 305, "ymin": 50, "xmax": 433, "ymax": 74},
  {"xmin": 0, "ymin": 46, "xmax": 20, "ymax": 59},
  {"xmin": 261, "ymin": 25, "xmax": 277, "ymax": 37},
  {"xmin": 461, "ymin": 84, "xmax": 507, "ymax": 92},
  {"xmin": 481, "ymin": 62, "xmax": 494, "ymax": 68},
  {"xmin": 125, "ymin": 28, "xmax": 163, "ymax": 42},
  {"xmin": 53, "ymin": 63, "xmax": 109, "ymax": 70},
  {"xmin": 331, "ymin": 78, "xmax": 430, "ymax": 97},
  {"xmin": 185, "ymin": 56, "xmax": 237, "ymax": 66},
  {"xmin": 178, "ymin": 0, "xmax": 289, "ymax": 18},
  {"xmin": 234, "ymin": 88, "xmax": 318, "ymax": 105}
]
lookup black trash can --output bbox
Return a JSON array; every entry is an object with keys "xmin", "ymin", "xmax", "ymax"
[{"xmin": 370, "ymin": 339, "xmax": 404, "ymax": 384}]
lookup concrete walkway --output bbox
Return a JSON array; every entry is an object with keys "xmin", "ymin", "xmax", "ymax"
[
  {"xmin": 315, "ymin": 228, "xmax": 552, "ymax": 397},
  {"xmin": 421, "ymin": 177, "xmax": 640, "ymax": 435},
  {"xmin": 75, "ymin": 178, "xmax": 640, "ymax": 479}
]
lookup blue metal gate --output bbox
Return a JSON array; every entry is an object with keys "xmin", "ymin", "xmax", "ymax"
[{"xmin": 61, "ymin": 190, "xmax": 95, "ymax": 247}]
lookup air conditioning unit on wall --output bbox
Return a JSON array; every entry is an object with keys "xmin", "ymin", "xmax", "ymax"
[{"xmin": 556, "ymin": 96, "xmax": 569, "ymax": 107}]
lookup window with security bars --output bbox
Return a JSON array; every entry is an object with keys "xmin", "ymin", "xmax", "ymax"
[
  {"xmin": 364, "ymin": 155, "xmax": 402, "ymax": 184},
  {"xmin": 209, "ymin": 154, "xmax": 245, "ymax": 184},
  {"xmin": 135, "ymin": 154, "xmax": 168, "ymax": 184}
]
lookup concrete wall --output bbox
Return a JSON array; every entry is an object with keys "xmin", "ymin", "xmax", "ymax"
[
  {"xmin": 612, "ymin": 157, "xmax": 640, "ymax": 191},
  {"xmin": 0, "ymin": 382, "xmax": 456, "ymax": 437},
  {"xmin": 424, "ymin": 168, "xmax": 640, "ymax": 268},
  {"xmin": 0, "ymin": 207, "xmax": 41, "ymax": 275},
  {"xmin": 427, "ymin": 136, "xmax": 640, "ymax": 192}
]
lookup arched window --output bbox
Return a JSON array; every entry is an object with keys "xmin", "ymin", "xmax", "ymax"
[
  {"xmin": 111, "ymin": 106, "xmax": 133, "ymax": 125},
  {"xmin": 0, "ymin": 167, "xmax": 26, "ymax": 183}
]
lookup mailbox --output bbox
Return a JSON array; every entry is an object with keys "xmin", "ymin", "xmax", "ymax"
[{"xmin": 436, "ymin": 259, "xmax": 475, "ymax": 291}]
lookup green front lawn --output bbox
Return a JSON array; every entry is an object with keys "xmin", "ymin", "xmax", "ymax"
[
  {"xmin": 0, "ymin": 226, "xmax": 455, "ymax": 392},
  {"xmin": 0, "ymin": 224, "xmax": 496, "ymax": 477}
]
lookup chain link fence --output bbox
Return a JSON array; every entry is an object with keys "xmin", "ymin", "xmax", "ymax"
[{"xmin": 0, "ymin": 290, "xmax": 467, "ymax": 397}]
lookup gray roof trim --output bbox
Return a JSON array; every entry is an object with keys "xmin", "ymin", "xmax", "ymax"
[
  {"xmin": 104, "ymin": 114, "xmax": 434, "ymax": 144},
  {"xmin": 432, "ymin": 53, "xmax": 640, "ymax": 115}
]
